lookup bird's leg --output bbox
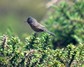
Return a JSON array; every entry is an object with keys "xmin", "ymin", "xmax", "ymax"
[{"xmin": 33, "ymin": 32, "xmax": 38, "ymax": 37}]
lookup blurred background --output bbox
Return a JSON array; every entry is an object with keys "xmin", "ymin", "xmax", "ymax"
[{"xmin": 0, "ymin": 0, "xmax": 49, "ymax": 39}]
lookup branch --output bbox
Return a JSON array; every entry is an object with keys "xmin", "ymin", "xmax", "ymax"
[
  {"xmin": 71, "ymin": 18, "xmax": 84, "ymax": 23},
  {"xmin": 1, "ymin": 35, "xmax": 8, "ymax": 50},
  {"xmin": 65, "ymin": 51, "xmax": 76, "ymax": 67},
  {"xmin": 68, "ymin": 51, "xmax": 76, "ymax": 66}
]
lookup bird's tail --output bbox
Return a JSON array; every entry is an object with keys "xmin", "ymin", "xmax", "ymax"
[{"xmin": 45, "ymin": 30, "xmax": 56, "ymax": 36}]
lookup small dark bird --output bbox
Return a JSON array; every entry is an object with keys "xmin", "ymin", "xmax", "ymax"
[{"xmin": 26, "ymin": 16, "xmax": 55, "ymax": 36}]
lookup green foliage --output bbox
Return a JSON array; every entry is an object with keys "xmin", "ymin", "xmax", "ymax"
[
  {"xmin": 0, "ymin": 0, "xmax": 84, "ymax": 67},
  {"xmin": 44, "ymin": 0, "xmax": 84, "ymax": 47},
  {"xmin": 0, "ymin": 35, "xmax": 83, "ymax": 67},
  {"xmin": 25, "ymin": 33, "xmax": 53, "ymax": 50}
]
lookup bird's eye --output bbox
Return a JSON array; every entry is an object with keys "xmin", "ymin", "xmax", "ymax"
[{"xmin": 27, "ymin": 17, "xmax": 33, "ymax": 23}]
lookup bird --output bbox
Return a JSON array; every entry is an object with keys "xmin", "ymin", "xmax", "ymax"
[{"xmin": 26, "ymin": 16, "xmax": 55, "ymax": 36}]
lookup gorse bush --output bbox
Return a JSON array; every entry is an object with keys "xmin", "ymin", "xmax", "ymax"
[
  {"xmin": 0, "ymin": 0, "xmax": 84, "ymax": 67},
  {"xmin": 44, "ymin": 0, "xmax": 84, "ymax": 48},
  {"xmin": 25, "ymin": 33, "xmax": 53, "ymax": 50},
  {"xmin": 0, "ymin": 35, "xmax": 83, "ymax": 67}
]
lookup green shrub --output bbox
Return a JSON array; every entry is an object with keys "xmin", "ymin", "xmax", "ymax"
[
  {"xmin": 43, "ymin": 0, "xmax": 84, "ymax": 48},
  {"xmin": 0, "ymin": 35, "xmax": 83, "ymax": 67}
]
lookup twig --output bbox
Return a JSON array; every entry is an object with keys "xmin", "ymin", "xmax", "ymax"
[{"xmin": 1, "ymin": 35, "xmax": 8, "ymax": 50}]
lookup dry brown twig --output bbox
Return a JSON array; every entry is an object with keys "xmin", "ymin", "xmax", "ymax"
[{"xmin": 1, "ymin": 35, "xmax": 8, "ymax": 49}]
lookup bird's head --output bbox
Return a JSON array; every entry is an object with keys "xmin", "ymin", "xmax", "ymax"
[{"xmin": 27, "ymin": 16, "xmax": 34, "ymax": 24}]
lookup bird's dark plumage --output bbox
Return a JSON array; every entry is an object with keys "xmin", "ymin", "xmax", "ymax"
[
  {"xmin": 26, "ymin": 16, "xmax": 55, "ymax": 36},
  {"xmin": 27, "ymin": 16, "xmax": 33, "ymax": 23}
]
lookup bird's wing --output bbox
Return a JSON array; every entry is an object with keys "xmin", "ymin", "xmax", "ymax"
[
  {"xmin": 37, "ymin": 23, "xmax": 46, "ymax": 29},
  {"xmin": 32, "ymin": 19, "xmax": 46, "ymax": 29}
]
